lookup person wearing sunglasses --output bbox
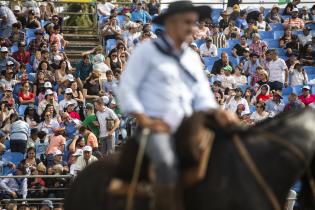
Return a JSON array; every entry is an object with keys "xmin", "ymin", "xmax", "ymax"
[{"xmin": 250, "ymin": 101, "xmax": 269, "ymax": 123}]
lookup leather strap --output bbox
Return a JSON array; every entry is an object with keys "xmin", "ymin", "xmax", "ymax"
[{"xmin": 233, "ymin": 134, "xmax": 282, "ymax": 210}]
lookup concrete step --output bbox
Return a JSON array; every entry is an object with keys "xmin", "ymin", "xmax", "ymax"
[{"xmin": 64, "ymin": 33, "xmax": 100, "ymax": 41}]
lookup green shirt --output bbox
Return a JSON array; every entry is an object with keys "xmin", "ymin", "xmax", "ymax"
[{"xmin": 82, "ymin": 114, "xmax": 99, "ymax": 138}]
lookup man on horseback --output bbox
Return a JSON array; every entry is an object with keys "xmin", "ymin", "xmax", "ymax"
[{"xmin": 117, "ymin": 1, "xmax": 238, "ymax": 209}]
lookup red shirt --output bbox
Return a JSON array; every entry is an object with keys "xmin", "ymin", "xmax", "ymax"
[
  {"xmin": 12, "ymin": 50, "xmax": 30, "ymax": 64},
  {"xmin": 18, "ymin": 91, "xmax": 35, "ymax": 101},
  {"xmin": 298, "ymin": 94, "xmax": 315, "ymax": 106},
  {"xmin": 256, "ymin": 94, "xmax": 272, "ymax": 102},
  {"xmin": 69, "ymin": 111, "xmax": 81, "ymax": 120}
]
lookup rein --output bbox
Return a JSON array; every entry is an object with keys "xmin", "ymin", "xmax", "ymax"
[{"xmin": 232, "ymin": 130, "xmax": 312, "ymax": 210}]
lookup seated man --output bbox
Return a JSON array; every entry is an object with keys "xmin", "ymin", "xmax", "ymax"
[
  {"xmin": 283, "ymin": 8, "xmax": 304, "ymax": 30},
  {"xmin": 74, "ymin": 146, "xmax": 98, "ymax": 174},
  {"xmin": 0, "ymin": 164, "xmax": 27, "ymax": 199}
]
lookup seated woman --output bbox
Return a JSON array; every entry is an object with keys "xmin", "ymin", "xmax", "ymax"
[
  {"xmin": 20, "ymin": 147, "xmax": 43, "ymax": 175},
  {"xmin": 233, "ymin": 66, "xmax": 247, "ymax": 87},
  {"xmin": 18, "ymin": 81, "xmax": 35, "ymax": 116},
  {"xmin": 105, "ymin": 48, "xmax": 122, "ymax": 70},
  {"xmin": 250, "ymin": 101, "xmax": 269, "ymax": 123},
  {"xmin": 255, "ymin": 84, "xmax": 272, "ymax": 104},
  {"xmin": 37, "ymin": 108, "xmax": 60, "ymax": 135},
  {"xmin": 83, "ymin": 70, "xmax": 102, "ymax": 103},
  {"xmin": 300, "ymin": 43, "xmax": 314, "ymax": 66}
]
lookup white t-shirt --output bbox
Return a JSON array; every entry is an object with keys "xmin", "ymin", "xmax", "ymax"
[
  {"xmin": 290, "ymin": 69, "xmax": 308, "ymax": 86},
  {"xmin": 250, "ymin": 111, "xmax": 269, "ymax": 123},
  {"xmin": 96, "ymin": 107, "xmax": 119, "ymax": 138},
  {"xmin": 225, "ymin": 96, "xmax": 250, "ymax": 114},
  {"xmin": 218, "ymin": 75, "xmax": 236, "ymax": 89},
  {"xmin": 97, "ymin": 2, "xmax": 115, "ymax": 17},
  {"xmin": 268, "ymin": 58, "xmax": 287, "ymax": 83},
  {"xmin": 199, "ymin": 43, "xmax": 218, "ymax": 57}
]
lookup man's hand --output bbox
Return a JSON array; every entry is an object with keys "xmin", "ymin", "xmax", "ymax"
[
  {"xmin": 212, "ymin": 109, "xmax": 240, "ymax": 127},
  {"xmin": 10, "ymin": 192, "xmax": 17, "ymax": 198}
]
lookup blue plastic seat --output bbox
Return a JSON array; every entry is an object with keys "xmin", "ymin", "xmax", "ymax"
[
  {"xmin": 305, "ymin": 24, "xmax": 315, "ymax": 30},
  {"xmin": 194, "ymin": 39, "xmax": 205, "ymax": 48},
  {"xmin": 304, "ymin": 66, "xmax": 315, "ymax": 75},
  {"xmin": 217, "ymin": 48, "xmax": 232, "ymax": 57},
  {"xmin": 308, "ymin": 74, "xmax": 315, "ymax": 81},
  {"xmin": 249, "ymin": 105, "xmax": 256, "ymax": 113},
  {"xmin": 275, "ymin": 48, "xmax": 286, "ymax": 56},
  {"xmin": 2, "ymin": 152, "xmax": 24, "ymax": 165},
  {"xmin": 228, "ymin": 39, "xmax": 240, "ymax": 48},
  {"xmin": 229, "ymin": 56, "xmax": 239, "ymax": 67},
  {"xmin": 259, "ymin": 31, "xmax": 274, "ymax": 40},
  {"xmin": 292, "ymin": 85, "xmax": 303, "ymax": 96},
  {"xmin": 265, "ymin": 39, "xmax": 280, "ymax": 48},
  {"xmin": 106, "ymin": 39, "xmax": 117, "ymax": 54},
  {"xmin": 311, "ymin": 85, "xmax": 315, "ymax": 94},
  {"xmin": 282, "ymin": 95, "xmax": 289, "ymax": 104},
  {"xmin": 270, "ymin": 23, "xmax": 284, "ymax": 31},
  {"xmin": 116, "ymin": 15, "xmax": 125, "ymax": 27},
  {"xmin": 25, "ymin": 28, "xmax": 37, "ymax": 40},
  {"xmin": 282, "ymin": 15, "xmax": 290, "ymax": 20},
  {"xmin": 282, "ymin": 87, "xmax": 293, "ymax": 95},
  {"xmin": 203, "ymin": 57, "xmax": 218, "ymax": 66},
  {"xmin": 273, "ymin": 31, "xmax": 284, "ymax": 39}
]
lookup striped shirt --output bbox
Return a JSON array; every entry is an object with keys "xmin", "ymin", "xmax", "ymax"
[
  {"xmin": 212, "ymin": 33, "xmax": 227, "ymax": 48},
  {"xmin": 283, "ymin": 18, "xmax": 305, "ymax": 30}
]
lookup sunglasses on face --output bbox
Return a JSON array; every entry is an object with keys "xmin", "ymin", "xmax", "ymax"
[
  {"xmin": 111, "ymin": 54, "xmax": 118, "ymax": 57},
  {"xmin": 256, "ymin": 106, "xmax": 262, "ymax": 108},
  {"xmin": 45, "ymin": 114, "xmax": 51, "ymax": 117}
]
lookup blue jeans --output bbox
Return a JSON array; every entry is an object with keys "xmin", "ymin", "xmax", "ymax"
[
  {"xmin": 100, "ymin": 136, "xmax": 115, "ymax": 156},
  {"xmin": 138, "ymin": 132, "xmax": 178, "ymax": 185}
]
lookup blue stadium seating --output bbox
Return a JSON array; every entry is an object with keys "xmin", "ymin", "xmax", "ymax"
[
  {"xmin": 116, "ymin": 15, "xmax": 125, "ymax": 27},
  {"xmin": 229, "ymin": 56, "xmax": 239, "ymax": 67},
  {"xmin": 306, "ymin": 24, "xmax": 315, "ymax": 30},
  {"xmin": 210, "ymin": 75, "xmax": 217, "ymax": 83},
  {"xmin": 282, "ymin": 87, "xmax": 293, "ymax": 95},
  {"xmin": 308, "ymin": 74, "xmax": 315, "ymax": 81},
  {"xmin": 194, "ymin": 39, "xmax": 205, "ymax": 48},
  {"xmin": 312, "ymin": 86, "xmax": 315, "ymax": 94},
  {"xmin": 282, "ymin": 95, "xmax": 289, "ymax": 104},
  {"xmin": 265, "ymin": 39, "xmax": 280, "ymax": 48},
  {"xmin": 304, "ymin": 66, "xmax": 315, "ymax": 75},
  {"xmin": 292, "ymin": 85, "xmax": 303, "ymax": 96},
  {"xmin": 249, "ymin": 105, "xmax": 256, "ymax": 113},
  {"xmin": 259, "ymin": 31, "xmax": 273, "ymax": 40},
  {"xmin": 203, "ymin": 57, "xmax": 218, "ymax": 67},
  {"xmin": 282, "ymin": 15, "xmax": 290, "ymax": 20},
  {"xmin": 106, "ymin": 39, "xmax": 117, "ymax": 54},
  {"xmin": 270, "ymin": 23, "xmax": 284, "ymax": 31},
  {"xmin": 274, "ymin": 31, "xmax": 284, "ymax": 40},
  {"xmin": 217, "ymin": 48, "xmax": 232, "ymax": 57},
  {"xmin": 2, "ymin": 152, "xmax": 24, "ymax": 165},
  {"xmin": 275, "ymin": 48, "xmax": 286, "ymax": 56},
  {"xmin": 292, "ymin": 30, "xmax": 303, "ymax": 36},
  {"xmin": 227, "ymin": 39, "xmax": 240, "ymax": 48},
  {"xmin": 211, "ymin": 9, "xmax": 222, "ymax": 24}
]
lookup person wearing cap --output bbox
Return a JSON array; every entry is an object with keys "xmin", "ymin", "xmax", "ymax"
[
  {"xmin": 219, "ymin": 11, "xmax": 230, "ymax": 32},
  {"xmin": 59, "ymin": 88, "xmax": 78, "ymax": 115},
  {"xmin": 37, "ymin": 89, "xmax": 59, "ymax": 116},
  {"xmin": 64, "ymin": 101, "xmax": 80, "ymax": 120},
  {"xmin": 0, "ymin": 164, "xmax": 28, "ymax": 199},
  {"xmin": 12, "ymin": 41, "xmax": 30, "ymax": 64},
  {"xmin": 41, "ymin": 199, "xmax": 54, "ymax": 210},
  {"xmin": 37, "ymin": 81, "xmax": 58, "ymax": 102},
  {"xmin": 268, "ymin": 49, "xmax": 289, "ymax": 91},
  {"xmin": 265, "ymin": 90, "xmax": 285, "ymax": 117},
  {"xmin": 211, "ymin": 24, "xmax": 227, "ymax": 48},
  {"xmin": 117, "ymin": 1, "xmax": 239, "ymax": 208},
  {"xmin": 284, "ymin": 7, "xmax": 305, "ymax": 30},
  {"xmin": 298, "ymin": 85, "xmax": 315, "ymax": 106},
  {"xmin": 0, "ymin": 46, "xmax": 19, "ymax": 72},
  {"xmin": 266, "ymin": 5, "xmax": 283, "ymax": 24},
  {"xmin": 47, "ymin": 149, "xmax": 69, "ymax": 171},
  {"xmin": 218, "ymin": 65, "xmax": 236, "ymax": 89},
  {"xmin": 73, "ymin": 145, "xmax": 98, "ymax": 174},
  {"xmin": 82, "ymin": 103, "xmax": 100, "ymax": 138},
  {"xmin": 211, "ymin": 52, "xmax": 234, "ymax": 75},
  {"xmin": 122, "ymin": 12, "xmax": 135, "ymax": 31},
  {"xmin": 1, "ymin": 86, "xmax": 15, "ymax": 108},
  {"xmin": 299, "ymin": 6, "xmax": 314, "ymax": 23},
  {"xmin": 298, "ymin": 27, "xmax": 312, "ymax": 47},
  {"xmin": 131, "ymin": 2, "xmax": 152, "ymax": 24},
  {"xmin": 199, "ymin": 37, "xmax": 218, "ymax": 57}
]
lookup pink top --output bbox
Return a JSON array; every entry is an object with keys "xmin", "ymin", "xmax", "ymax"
[{"xmin": 298, "ymin": 94, "xmax": 315, "ymax": 106}]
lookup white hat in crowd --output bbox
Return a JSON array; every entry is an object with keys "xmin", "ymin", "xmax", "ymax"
[
  {"xmin": 65, "ymin": 74, "xmax": 74, "ymax": 82},
  {"xmin": 72, "ymin": 149, "xmax": 83, "ymax": 157},
  {"xmin": 53, "ymin": 150, "xmax": 63, "ymax": 156},
  {"xmin": 65, "ymin": 88, "xmax": 73, "ymax": 94},
  {"xmin": 83, "ymin": 146, "xmax": 92, "ymax": 152},
  {"xmin": 102, "ymin": 96, "xmax": 109, "ymax": 105},
  {"xmin": 0, "ymin": 47, "xmax": 8, "ymax": 52},
  {"xmin": 45, "ymin": 89, "xmax": 53, "ymax": 96},
  {"xmin": 44, "ymin": 81, "xmax": 52, "ymax": 88}
]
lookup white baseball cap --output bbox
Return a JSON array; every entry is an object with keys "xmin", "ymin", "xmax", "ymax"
[
  {"xmin": 0, "ymin": 47, "xmax": 8, "ymax": 52},
  {"xmin": 292, "ymin": 8, "xmax": 299, "ymax": 12},
  {"xmin": 45, "ymin": 89, "xmax": 53, "ymax": 96},
  {"xmin": 53, "ymin": 149, "xmax": 63, "ymax": 156},
  {"xmin": 65, "ymin": 74, "xmax": 74, "ymax": 82},
  {"xmin": 6, "ymin": 61, "xmax": 14, "ymax": 66},
  {"xmin": 102, "ymin": 96, "xmax": 109, "ymax": 105},
  {"xmin": 83, "ymin": 146, "xmax": 92, "ymax": 152},
  {"xmin": 72, "ymin": 149, "xmax": 83, "ymax": 156},
  {"xmin": 65, "ymin": 88, "xmax": 73, "ymax": 94},
  {"xmin": 65, "ymin": 101, "xmax": 74, "ymax": 108},
  {"xmin": 44, "ymin": 81, "xmax": 52, "ymax": 88},
  {"xmin": 13, "ymin": 5, "xmax": 20, "ymax": 11}
]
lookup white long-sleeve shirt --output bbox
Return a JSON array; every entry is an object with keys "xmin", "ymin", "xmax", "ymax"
[
  {"xmin": 199, "ymin": 43, "xmax": 218, "ymax": 57},
  {"xmin": 0, "ymin": 174, "xmax": 27, "ymax": 199},
  {"xmin": 117, "ymin": 37, "xmax": 218, "ymax": 132}
]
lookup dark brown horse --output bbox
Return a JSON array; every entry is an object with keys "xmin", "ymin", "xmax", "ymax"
[{"xmin": 64, "ymin": 108, "xmax": 315, "ymax": 210}]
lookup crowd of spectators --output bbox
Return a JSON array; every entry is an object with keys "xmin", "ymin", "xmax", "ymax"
[{"xmin": 0, "ymin": 0, "xmax": 313, "ymax": 209}]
